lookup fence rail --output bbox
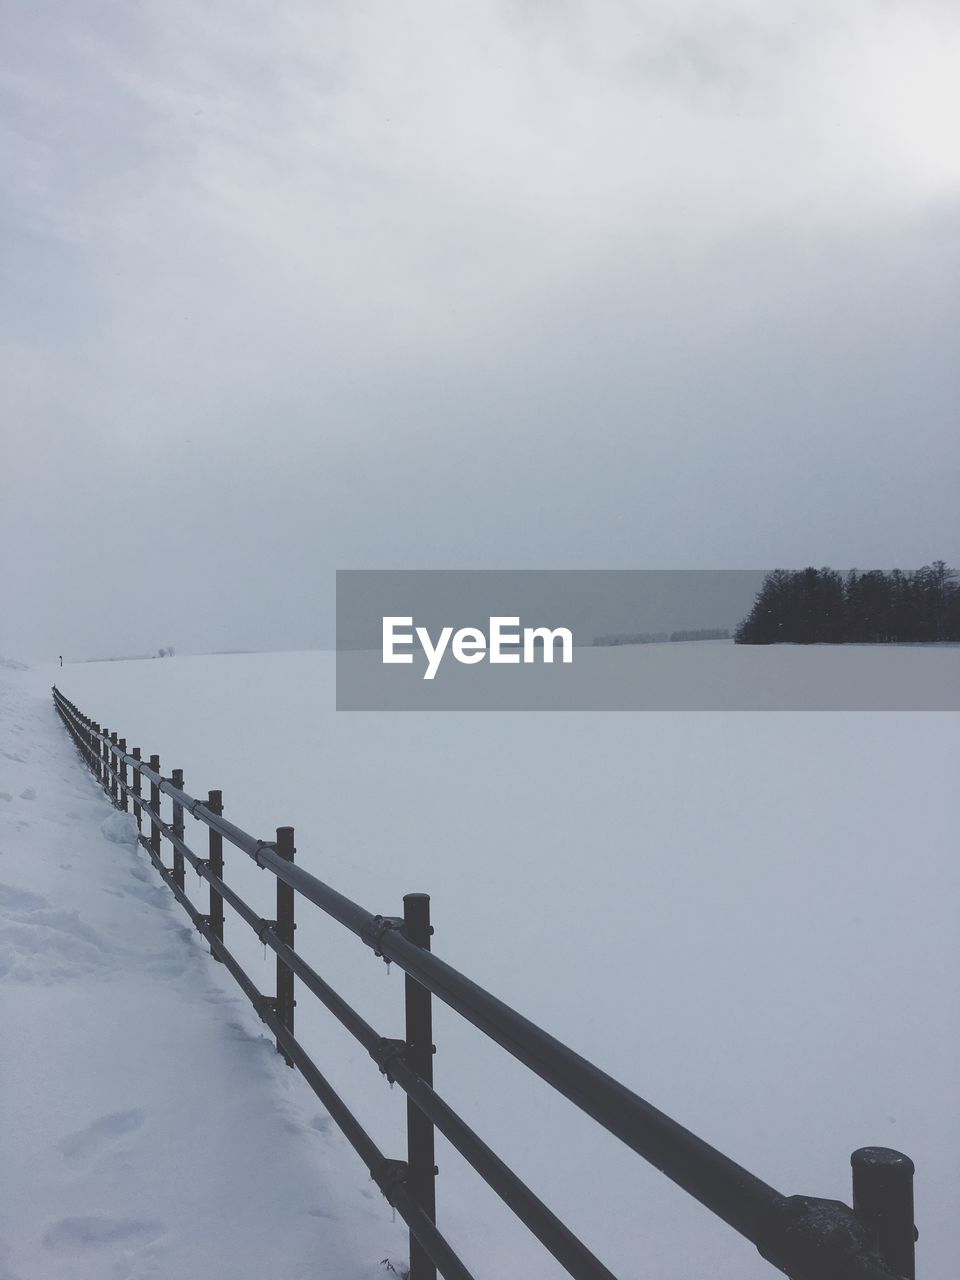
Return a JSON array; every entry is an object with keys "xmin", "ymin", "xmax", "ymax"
[{"xmin": 51, "ymin": 685, "xmax": 917, "ymax": 1280}]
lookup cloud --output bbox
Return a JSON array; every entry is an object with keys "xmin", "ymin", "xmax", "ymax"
[{"xmin": 1, "ymin": 1, "xmax": 958, "ymax": 656}]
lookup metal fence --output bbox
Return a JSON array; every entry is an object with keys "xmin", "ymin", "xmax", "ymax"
[{"xmin": 51, "ymin": 685, "xmax": 917, "ymax": 1280}]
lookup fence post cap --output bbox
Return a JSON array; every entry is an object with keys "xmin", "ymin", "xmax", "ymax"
[{"xmin": 851, "ymin": 1148, "xmax": 915, "ymax": 1174}]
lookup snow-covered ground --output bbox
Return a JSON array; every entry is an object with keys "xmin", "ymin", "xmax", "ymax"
[
  {"xmin": 338, "ymin": 636, "xmax": 960, "ymax": 709},
  {"xmin": 3, "ymin": 649, "xmax": 958, "ymax": 1279},
  {"xmin": 0, "ymin": 665, "xmax": 408, "ymax": 1280}
]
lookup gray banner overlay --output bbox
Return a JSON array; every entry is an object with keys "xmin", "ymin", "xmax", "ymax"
[{"xmin": 336, "ymin": 571, "xmax": 959, "ymax": 710}]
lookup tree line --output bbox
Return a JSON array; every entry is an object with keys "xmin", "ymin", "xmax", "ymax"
[
  {"xmin": 668, "ymin": 628, "xmax": 730, "ymax": 642},
  {"xmin": 735, "ymin": 562, "xmax": 960, "ymax": 644},
  {"xmin": 594, "ymin": 628, "xmax": 730, "ymax": 647}
]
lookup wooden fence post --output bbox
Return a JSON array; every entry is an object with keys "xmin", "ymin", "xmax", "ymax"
[
  {"xmin": 132, "ymin": 749, "xmax": 142, "ymax": 832},
  {"xmin": 118, "ymin": 739, "xmax": 128, "ymax": 812},
  {"xmin": 404, "ymin": 892, "xmax": 437, "ymax": 1280},
  {"xmin": 207, "ymin": 791, "xmax": 224, "ymax": 959},
  {"xmin": 149, "ymin": 755, "xmax": 161, "ymax": 864},
  {"xmin": 851, "ymin": 1148, "xmax": 916, "ymax": 1280},
  {"xmin": 171, "ymin": 768, "xmax": 185, "ymax": 892},
  {"xmin": 275, "ymin": 826, "xmax": 296, "ymax": 1065},
  {"xmin": 109, "ymin": 732, "xmax": 119, "ymax": 805}
]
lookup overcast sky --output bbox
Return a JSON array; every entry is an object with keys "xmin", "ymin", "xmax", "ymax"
[{"xmin": 1, "ymin": 0, "xmax": 958, "ymax": 659}]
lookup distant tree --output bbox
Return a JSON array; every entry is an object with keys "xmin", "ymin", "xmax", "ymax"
[
  {"xmin": 857, "ymin": 570, "xmax": 891, "ymax": 641},
  {"xmin": 158, "ymin": 648, "xmax": 167, "ymax": 657},
  {"xmin": 593, "ymin": 632, "xmax": 668, "ymax": 646},
  {"xmin": 818, "ymin": 567, "xmax": 846, "ymax": 643},
  {"xmin": 735, "ymin": 569, "xmax": 792, "ymax": 644},
  {"xmin": 927, "ymin": 560, "xmax": 957, "ymax": 641},
  {"xmin": 669, "ymin": 628, "xmax": 730, "ymax": 642}
]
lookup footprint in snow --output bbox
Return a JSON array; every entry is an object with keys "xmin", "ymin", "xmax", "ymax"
[
  {"xmin": 0, "ymin": 793, "xmax": 11, "ymax": 803},
  {"xmin": 101, "ymin": 812, "xmax": 138, "ymax": 845},
  {"xmin": 0, "ymin": 883, "xmax": 49, "ymax": 912},
  {"xmin": 19, "ymin": 788, "xmax": 36, "ymax": 801},
  {"xmin": 42, "ymin": 1216, "xmax": 165, "ymax": 1253},
  {"xmin": 59, "ymin": 1109, "xmax": 146, "ymax": 1164},
  {"xmin": 0, "ymin": 907, "xmax": 112, "ymax": 985},
  {"xmin": 307, "ymin": 1205, "xmax": 337, "ymax": 1221}
]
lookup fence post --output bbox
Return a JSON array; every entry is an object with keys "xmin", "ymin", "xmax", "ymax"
[
  {"xmin": 404, "ymin": 892, "xmax": 437, "ymax": 1280},
  {"xmin": 118, "ymin": 739, "xmax": 128, "ymax": 812},
  {"xmin": 170, "ymin": 769, "xmax": 185, "ymax": 891},
  {"xmin": 109, "ymin": 732, "xmax": 119, "ymax": 805},
  {"xmin": 207, "ymin": 790, "xmax": 224, "ymax": 959},
  {"xmin": 101, "ymin": 727, "xmax": 109, "ymax": 791},
  {"xmin": 149, "ymin": 755, "xmax": 161, "ymax": 864},
  {"xmin": 275, "ymin": 826, "xmax": 296, "ymax": 1065},
  {"xmin": 851, "ymin": 1147, "xmax": 916, "ymax": 1280},
  {"xmin": 132, "ymin": 749, "xmax": 142, "ymax": 832}
]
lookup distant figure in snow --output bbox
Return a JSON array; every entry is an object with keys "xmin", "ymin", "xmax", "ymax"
[{"xmin": 59, "ymin": 655, "xmax": 63, "ymax": 667}]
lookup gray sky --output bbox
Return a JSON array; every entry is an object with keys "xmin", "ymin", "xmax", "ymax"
[{"xmin": 2, "ymin": 0, "xmax": 958, "ymax": 659}]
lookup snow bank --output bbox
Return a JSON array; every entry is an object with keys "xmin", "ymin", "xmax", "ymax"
[{"xmin": 0, "ymin": 667, "xmax": 409, "ymax": 1280}]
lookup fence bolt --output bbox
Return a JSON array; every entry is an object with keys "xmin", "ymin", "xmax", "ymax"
[
  {"xmin": 149, "ymin": 755, "xmax": 161, "ymax": 864},
  {"xmin": 207, "ymin": 790, "xmax": 224, "ymax": 959},
  {"xmin": 851, "ymin": 1147, "xmax": 916, "ymax": 1280},
  {"xmin": 171, "ymin": 768, "xmax": 185, "ymax": 892},
  {"xmin": 404, "ymin": 892, "xmax": 437, "ymax": 1280},
  {"xmin": 275, "ymin": 826, "xmax": 296, "ymax": 1065}
]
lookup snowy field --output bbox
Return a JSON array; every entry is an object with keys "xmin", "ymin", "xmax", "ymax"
[
  {"xmin": 338, "ymin": 636, "xmax": 960, "ymax": 709},
  {"xmin": 3, "ymin": 649, "xmax": 958, "ymax": 1279}
]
